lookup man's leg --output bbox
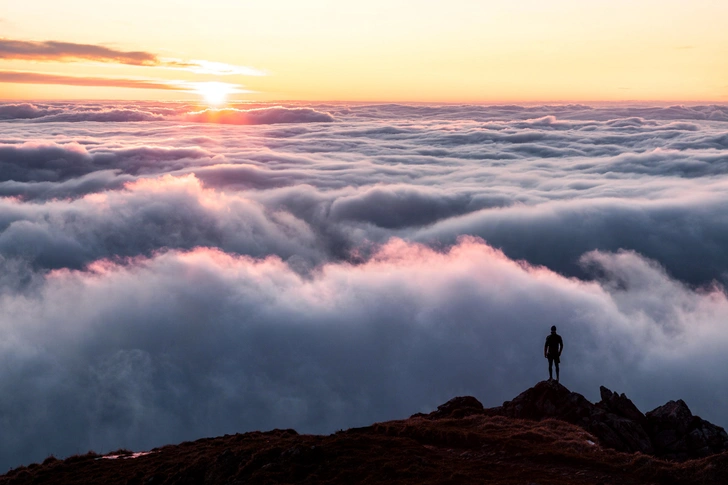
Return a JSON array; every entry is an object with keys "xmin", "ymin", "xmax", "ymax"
[
  {"xmin": 548, "ymin": 357, "xmax": 553, "ymax": 380},
  {"xmin": 555, "ymin": 362, "xmax": 560, "ymax": 382}
]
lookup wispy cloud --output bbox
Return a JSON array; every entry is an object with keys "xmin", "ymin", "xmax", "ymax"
[
  {"xmin": 0, "ymin": 70, "xmax": 186, "ymax": 90},
  {"xmin": 0, "ymin": 39, "xmax": 158, "ymax": 65},
  {"xmin": 0, "ymin": 38, "xmax": 265, "ymax": 76},
  {"xmin": 0, "ymin": 71, "xmax": 253, "ymax": 99},
  {"xmin": 162, "ymin": 59, "xmax": 266, "ymax": 76}
]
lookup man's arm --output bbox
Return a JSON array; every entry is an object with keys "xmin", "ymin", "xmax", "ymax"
[
  {"xmin": 558, "ymin": 336, "xmax": 563, "ymax": 356},
  {"xmin": 544, "ymin": 338, "xmax": 548, "ymax": 358}
]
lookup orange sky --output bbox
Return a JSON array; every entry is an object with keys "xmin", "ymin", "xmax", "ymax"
[{"xmin": 0, "ymin": 0, "xmax": 726, "ymax": 103}]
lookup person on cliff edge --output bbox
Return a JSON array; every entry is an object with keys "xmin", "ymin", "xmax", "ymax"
[{"xmin": 544, "ymin": 325, "xmax": 563, "ymax": 382}]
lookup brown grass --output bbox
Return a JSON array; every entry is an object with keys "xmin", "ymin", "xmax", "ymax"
[{"xmin": 2, "ymin": 415, "xmax": 726, "ymax": 484}]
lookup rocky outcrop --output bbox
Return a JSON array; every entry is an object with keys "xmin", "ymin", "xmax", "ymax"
[
  {"xmin": 486, "ymin": 380, "xmax": 728, "ymax": 460},
  {"xmin": 646, "ymin": 400, "xmax": 728, "ymax": 460},
  {"xmin": 593, "ymin": 386, "xmax": 653, "ymax": 454},
  {"xmin": 489, "ymin": 380, "xmax": 652, "ymax": 454},
  {"xmin": 490, "ymin": 380, "xmax": 593, "ymax": 423},
  {"xmin": 598, "ymin": 386, "xmax": 648, "ymax": 427}
]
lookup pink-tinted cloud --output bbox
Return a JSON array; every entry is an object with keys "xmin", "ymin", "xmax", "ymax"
[
  {"xmin": 3, "ymin": 100, "xmax": 728, "ymax": 471},
  {"xmin": 0, "ymin": 102, "xmax": 59, "ymax": 119},
  {"xmin": 183, "ymin": 107, "xmax": 335, "ymax": 125},
  {"xmin": 2, "ymin": 237, "xmax": 728, "ymax": 469}
]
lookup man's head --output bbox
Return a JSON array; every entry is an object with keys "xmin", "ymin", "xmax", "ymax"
[{"xmin": 551, "ymin": 325, "xmax": 557, "ymax": 333}]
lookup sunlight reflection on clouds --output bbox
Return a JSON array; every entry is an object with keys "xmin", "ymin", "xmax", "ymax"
[{"xmin": 0, "ymin": 101, "xmax": 727, "ymax": 468}]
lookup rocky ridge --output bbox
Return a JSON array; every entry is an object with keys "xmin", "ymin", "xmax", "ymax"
[
  {"xmin": 2, "ymin": 381, "xmax": 727, "ymax": 485},
  {"xmin": 476, "ymin": 380, "xmax": 728, "ymax": 460}
]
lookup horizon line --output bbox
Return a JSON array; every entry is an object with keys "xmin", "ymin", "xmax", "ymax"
[{"xmin": 1, "ymin": 97, "xmax": 728, "ymax": 107}]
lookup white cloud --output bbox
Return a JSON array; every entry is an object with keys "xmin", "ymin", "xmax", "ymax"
[
  {"xmin": 1, "ymin": 101, "xmax": 728, "ymax": 468},
  {"xmin": 1, "ymin": 239, "xmax": 727, "ymax": 469}
]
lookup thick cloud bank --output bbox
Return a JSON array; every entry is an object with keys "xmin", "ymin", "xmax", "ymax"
[
  {"xmin": 183, "ymin": 107, "xmax": 335, "ymax": 125},
  {"xmin": 0, "ymin": 103, "xmax": 335, "ymax": 125},
  {"xmin": 0, "ymin": 101, "xmax": 727, "ymax": 469}
]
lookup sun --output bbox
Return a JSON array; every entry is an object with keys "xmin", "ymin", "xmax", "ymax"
[{"xmin": 194, "ymin": 82, "xmax": 238, "ymax": 106}]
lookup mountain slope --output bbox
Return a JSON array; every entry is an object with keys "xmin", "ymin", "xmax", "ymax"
[{"xmin": 2, "ymin": 381, "xmax": 727, "ymax": 485}]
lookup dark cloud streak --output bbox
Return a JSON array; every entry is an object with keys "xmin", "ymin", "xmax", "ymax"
[
  {"xmin": 0, "ymin": 39, "xmax": 158, "ymax": 65},
  {"xmin": 0, "ymin": 70, "xmax": 185, "ymax": 90}
]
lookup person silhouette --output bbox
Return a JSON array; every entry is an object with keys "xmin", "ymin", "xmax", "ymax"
[{"xmin": 544, "ymin": 325, "xmax": 563, "ymax": 382}]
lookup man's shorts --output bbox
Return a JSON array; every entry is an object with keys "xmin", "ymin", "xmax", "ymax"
[{"xmin": 547, "ymin": 355, "xmax": 560, "ymax": 365}]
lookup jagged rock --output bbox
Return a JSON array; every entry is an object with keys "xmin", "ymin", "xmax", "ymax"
[
  {"xmin": 491, "ymin": 381, "xmax": 653, "ymax": 454},
  {"xmin": 594, "ymin": 415, "xmax": 653, "ymax": 455},
  {"xmin": 598, "ymin": 386, "xmax": 648, "ymax": 427},
  {"xmin": 594, "ymin": 386, "xmax": 654, "ymax": 454},
  {"xmin": 427, "ymin": 382, "xmax": 728, "ymax": 461},
  {"xmin": 646, "ymin": 400, "xmax": 728, "ymax": 460}
]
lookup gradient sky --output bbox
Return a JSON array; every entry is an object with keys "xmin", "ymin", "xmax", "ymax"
[{"xmin": 1, "ymin": 0, "xmax": 727, "ymax": 102}]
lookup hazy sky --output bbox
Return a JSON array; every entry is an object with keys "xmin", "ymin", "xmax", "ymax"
[{"xmin": 1, "ymin": 0, "xmax": 727, "ymax": 102}]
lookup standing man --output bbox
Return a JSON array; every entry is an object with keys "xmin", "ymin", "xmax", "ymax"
[{"xmin": 544, "ymin": 325, "xmax": 563, "ymax": 382}]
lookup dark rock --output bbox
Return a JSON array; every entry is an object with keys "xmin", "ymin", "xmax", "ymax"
[
  {"xmin": 431, "ymin": 382, "xmax": 728, "ymax": 461},
  {"xmin": 648, "ymin": 400, "xmax": 693, "ymax": 435},
  {"xmin": 493, "ymin": 380, "xmax": 593, "ymax": 422},
  {"xmin": 599, "ymin": 416, "xmax": 653, "ymax": 454},
  {"xmin": 653, "ymin": 429, "xmax": 679, "ymax": 450},
  {"xmin": 429, "ymin": 396, "xmax": 484, "ymax": 419},
  {"xmin": 598, "ymin": 386, "xmax": 648, "ymax": 427},
  {"xmin": 490, "ymin": 381, "xmax": 653, "ymax": 454},
  {"xmin": 646, "ymin": 400, "xmax": 728, "ymax": 460}
]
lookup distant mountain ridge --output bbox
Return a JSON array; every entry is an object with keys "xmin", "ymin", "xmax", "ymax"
[{"xmin": 3, "ymin": 381, "xmax": 727, "ymax": 485}]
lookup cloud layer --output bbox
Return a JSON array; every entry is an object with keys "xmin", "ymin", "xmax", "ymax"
[{"xmin": 1, "ymin": 101, "xmax": 727, "ymax": 469}]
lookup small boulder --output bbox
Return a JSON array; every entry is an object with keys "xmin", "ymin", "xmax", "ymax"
[{"xmin": 429, "ymin": 396, "xmax": 484, "ymax": 419}]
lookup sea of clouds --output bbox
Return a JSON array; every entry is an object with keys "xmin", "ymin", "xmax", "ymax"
[{"xmin": 1, "ymin": 101, "xmax": 727, "ymax": 469}]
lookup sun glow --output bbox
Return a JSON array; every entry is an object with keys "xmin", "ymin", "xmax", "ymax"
[
  {"xmin": 0, "ymin": 1, "xmax": 726, "ymax": 102},
  {"xmin": 193, "ymin": 82, "xmax": 240, "ymax": 106}
]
